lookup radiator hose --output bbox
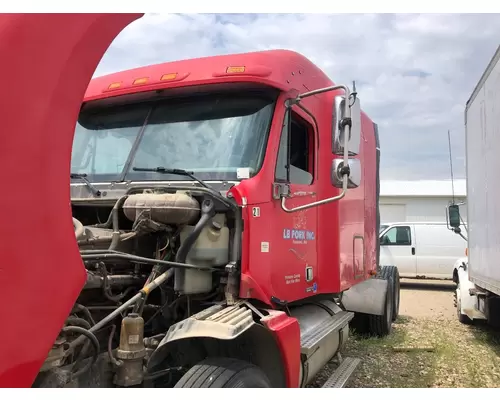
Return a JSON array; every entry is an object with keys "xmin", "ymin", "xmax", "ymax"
[
  {"xmin": 175, "ymin": 198, "xmax": 216, "ymax": 264},
  {"xmin": 73, "ymin": 218, "xmax": 85, "ymax": 240}
]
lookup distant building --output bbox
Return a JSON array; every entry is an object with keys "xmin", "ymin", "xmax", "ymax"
[{"xmin": 380, "ymin": 180, "xmax": 467, "ymax": 223}]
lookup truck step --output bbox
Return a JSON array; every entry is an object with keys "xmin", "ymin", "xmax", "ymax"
[
  {"xmin": 469, "ymin": 287, "xmax": 488, "ymax": 297},
  {"xmin": 321, "ymin": 357, "xmax": 361, "ymax": 388},
  {"xmin": 300, "ymin": 311, "xmax": 354, "ymax": 355}
]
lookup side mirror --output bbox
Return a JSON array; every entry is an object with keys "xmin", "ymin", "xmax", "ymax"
[
  {"xmin": 447, "ymin": 204, "xmax": 461, "ymax": 229},
  {"xmin": 333, "ymin": 95, "xmax": 361, "ymax": 156},
  {"xmin": 278, "ymin": 83, "xmax": 362, "ymax": 213},
  {"xmin": 331, "ymin": 159, "xmax": 361, "ymax": 188}
]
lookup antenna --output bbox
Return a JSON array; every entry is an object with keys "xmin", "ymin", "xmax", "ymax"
[{"xmin": 447, "ymin": 129, "xmax": 455, "ymax": 204}]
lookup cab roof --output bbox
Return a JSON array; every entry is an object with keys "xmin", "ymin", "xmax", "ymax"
[{"xmin": 84, "ymin": 49, "xmax": 335, "ymax": 102}]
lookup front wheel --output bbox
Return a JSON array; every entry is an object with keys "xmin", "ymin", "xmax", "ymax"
[{"xmin": 174, "ymin": 357, "xmax": 272, "ymax": 388}]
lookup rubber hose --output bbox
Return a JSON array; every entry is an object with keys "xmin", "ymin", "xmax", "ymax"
[
  {"xmin": 66, "ymin": 318, "xmax": 92, "ymax": 361},
  {"xmin": 92, "ymin": 195, "xmax": 128, "ymax": 229},
  {"xmin": 107, "ymin": 325, "xmax": 122, "ymax": 367},
  {"xmin": 73, "ymin": 218, "xmax": 85, "ymax": 241},
  {"xmin": 98, "ymin": 262, "xmax": 136, "ymax": 303},
  {"xmin": 72, "ymin": 304, "xmax": 95, "ymax": 326},
  {"xmin": 108, "ymin": 196, "xmax": 129, "ymax": 251},
  {"xmin": 77, "ymin": 232, "xmax": 136, "ymax": 246},
  {"xmin": 175, "ymin": 199, "xmax": 216, "ymax": 264},
  {"xmin": 104, "ymin": 286, "xmax": 136, "ymax": 303},
  {"xmin": 62, "ymin": 325, "xmax": 100, "ymax": 380},
  {"xmin": 66, "ymin": 317, "xmax": 91, "ymax": 330},
  {"xmin": 80, "ymin": 251, "xmax": 212, "ymax": 271}
]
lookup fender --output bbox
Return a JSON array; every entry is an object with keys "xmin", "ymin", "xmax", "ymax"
[
  {"xmin": 342, "ymin": 277, "xmax": 388, "ymax": 316},
  {"xmin": 148, "ymin": 303, "xmax": 301, "ymax": 388},
  {"xmin": 260, "ymin": 310, "xmax": 301, "ymax": 388},
  {"xmin": 452, "ymin": 256, "xmax": 468, "ymax": 283},
  {"xmin": 148, "ymin": 303, "xmax": 256, "ymax": 369},
  {"xmin": 455, "ymin": 258, "xmax": 486, "ymax": 321},
  {"xmin": 0, "ymin": 13, "xmax": 143, "ymax": 388}
]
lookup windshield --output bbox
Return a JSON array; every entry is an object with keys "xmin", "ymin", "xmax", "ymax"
[
  {"xmin": 380, "ymin": 224, "xmax": 389, "ymax": 234},
  {"xmin": 71, "ymin": 92, "xmax": 276, "ymax": 182}
]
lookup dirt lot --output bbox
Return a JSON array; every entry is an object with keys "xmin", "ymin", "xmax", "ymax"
[{"xmin": 311, "ymin": 279, "xmax": 500, "ymax": 388}]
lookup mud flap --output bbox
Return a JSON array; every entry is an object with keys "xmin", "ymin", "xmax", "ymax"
[{"xmin": 341, "ymin": 278, "xmax": 388, "ymax": 316}]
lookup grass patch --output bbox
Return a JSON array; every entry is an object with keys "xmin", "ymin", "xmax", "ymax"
[
  {"xmin": 432, "ymin": 322, "xmax": 500, "ymax": 387},
  {"xmin": 345, "ymin": 316, "xmax": 439, "ymax": 388},
  {"xmin": 344, "ymin": 316, "xmax": 500, "ymax": 388}
]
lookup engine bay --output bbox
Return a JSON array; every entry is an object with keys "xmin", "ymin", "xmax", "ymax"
[{"xmin": 35, "ymin": 186, "xmax": 240, "ymax": 388}]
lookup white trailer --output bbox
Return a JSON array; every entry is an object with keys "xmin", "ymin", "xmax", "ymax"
[{"xmin": 447, "ymin": 45, "xmax": 500, "ymax": 326}]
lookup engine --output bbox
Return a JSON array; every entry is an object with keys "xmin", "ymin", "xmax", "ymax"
[{"xmin": 35, "ymin": 188, "xmax": 235, "ymax": 388}]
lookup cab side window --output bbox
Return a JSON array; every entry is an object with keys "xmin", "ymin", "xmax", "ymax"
[
  {"xmin": 381, "ymin": 226, "xmax": 411, "ymax": 246},
  {"xmin": 275, "ymin": 111, "xmax": 314, "ymax": 185}
]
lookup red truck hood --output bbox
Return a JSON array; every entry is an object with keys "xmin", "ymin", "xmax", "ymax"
[{"xmin": 0, "ymin": 13, "xmax": 142, "ymax": 388}]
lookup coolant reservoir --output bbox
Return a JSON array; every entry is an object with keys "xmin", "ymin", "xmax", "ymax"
[{"xmin": 175, "ymin": 213, "xmax": 230, "ymax": 294}]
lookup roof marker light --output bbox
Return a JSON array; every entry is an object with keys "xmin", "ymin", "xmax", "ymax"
[
  {"xmin": 133, "ymin": 77, "xmax": 149, "ymax": 85},
  {"xmin": 161, "ymin": 73, "xmax": 178, "ymax": 81},
  {"xmin": 108, "ymin": 82, "xmax": 121, "ymax": 90},
  {"xmin": 226, "ymin": 66, "xmax": 245, "ymax": 73}
]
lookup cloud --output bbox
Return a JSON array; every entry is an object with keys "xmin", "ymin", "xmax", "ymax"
[
  {"xmin": 94, "ymin": 13, "xmax": 500, "ymax": 181},
  {"xmin": 400, "ymin": 69, "xmax": 431, "ymax": 78}
]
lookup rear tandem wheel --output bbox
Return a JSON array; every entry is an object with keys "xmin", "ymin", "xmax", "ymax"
[
  {"xmin": 350, "ymin": 265, "xmax": 398, "ymax": 337},
  {"xmin": 367, "ymin": 271, "xmax": 394, "ymax": 337},
  {"xmin": 379, "ymin": 265, "xmax": 400, "ymax": 321}
]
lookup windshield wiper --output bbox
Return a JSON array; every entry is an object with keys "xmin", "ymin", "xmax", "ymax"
[
  {"xmin": 70, "ymin": 173, "xmax": 102, "ymax": 197},
  {"xmin": 132, "ymin": 166, "xmax": 232, "ymax": 206},
  {"xmin": 133, "ymin": 167, "xmax": 211, "ymax": 189}
]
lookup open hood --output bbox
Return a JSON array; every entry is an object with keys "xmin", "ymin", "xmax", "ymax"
[{"xmin": 0, "ymin": 13, "xmax": 142, "ymax": 388}]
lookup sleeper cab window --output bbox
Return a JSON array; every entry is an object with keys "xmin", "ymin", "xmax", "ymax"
[
  {"xmin": 275, "ymin": 111, "xmax": 314, "ymax": 185},
  {"xmin": 381, "ymin": 226, "xmax": 411, "ymax": 246}
]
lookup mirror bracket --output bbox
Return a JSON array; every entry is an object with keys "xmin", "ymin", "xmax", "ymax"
[
  {"xmin": 272, "ymin": 182, "xmax": 291, "ymax": 200},
  {"xmin": 333, "ymin": 95, "xmax": 361, "ymax": 157},
  {"xmin": 332, "ymin": 159, "xmax": 361, "ymax": 189},
  {"xmin": 339, "ymin": 163, "xmax": 351, "ymax": 177},
  {"xmin": 339, "ymin": 116, "xmax": 352, "ymax": 130}
]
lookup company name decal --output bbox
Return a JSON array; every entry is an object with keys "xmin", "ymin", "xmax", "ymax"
[{"xmin": 283, "ymin": 229, "xmax": 315, "ymax": 243}]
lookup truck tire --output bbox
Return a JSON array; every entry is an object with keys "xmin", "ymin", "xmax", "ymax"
[
  {"xmin": 379, "ymin": 265, "xmax": 400, "ymax": 321},
  {"xmin": 174, "ymin": 357, "xmax": 272, "ymax": 388},
  {"xmin": 367, "ymin": 275, "xmax": 393, "ymax": 337}
]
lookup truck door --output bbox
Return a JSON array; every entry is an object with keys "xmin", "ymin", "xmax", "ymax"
[
  {"xmin": 270, "ymin": 107, "xmax": 318, "ymax": 302},
  {"xmin": 379, "ymin": 224, "xmax": 417, "ymax": 277}
]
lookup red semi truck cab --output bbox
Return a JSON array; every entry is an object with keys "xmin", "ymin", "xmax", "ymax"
[
  {"xmin": 76, "ymin": 48, "xmax": 378, "ymax": 303},
  {"xmin": 0, "ymin": 14, "xmax": 396, "ymax": 389}
]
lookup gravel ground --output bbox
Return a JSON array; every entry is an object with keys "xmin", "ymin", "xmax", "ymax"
[{"xmin": 309, "ymin": 279, "xmax": 500, "ymax": 388}]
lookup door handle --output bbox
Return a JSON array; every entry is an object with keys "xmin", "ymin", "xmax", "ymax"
[{"xmin": 411, "ymin": 247, "xmax": 415, "ymax": 255}]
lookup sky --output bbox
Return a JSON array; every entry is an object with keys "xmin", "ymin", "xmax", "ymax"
[{"xmin": 94, "ymin": 13, "xmax": 500, "ymax": 181}]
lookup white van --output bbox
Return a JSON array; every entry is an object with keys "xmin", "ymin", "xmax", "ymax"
[{"xmin": 379, "ymin": 222, "xmax": 467, "ymax": 279}]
